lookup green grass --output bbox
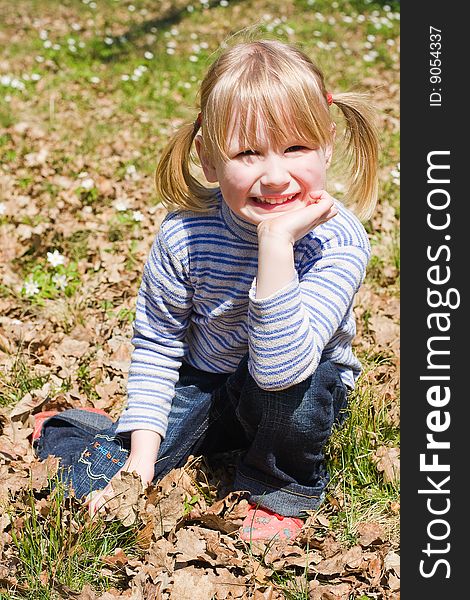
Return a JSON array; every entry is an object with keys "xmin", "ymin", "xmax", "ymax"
[
  {"xmin": 0, "ymin": 351, "xmax": 50, "ymax": 407},
  {"xmin": 5, "ymin": 476, "xmax": 141, "ymax": 600},
  {"xmin": 324, "ymin": 355, "xmax": 400, "ymax": 545}
]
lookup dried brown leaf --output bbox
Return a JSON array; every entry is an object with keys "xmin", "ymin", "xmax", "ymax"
[
  {"xmin": 56, "ymin": 337, "xmax": 90, "ymax": 357},
  {"xmin": 313, "ymin": 545, "xmax": 362, "ymax": 576},
  {"xmin": 356, "ymin": 521, "xmax": 385, "ymax": 547},
  {"xmin": 368, "ymin": 314, "xmax": 399, "ymax": 351},
  {"xmin": 170, "ymin": 566, "xmax": 217, "ymax": 600},
  {"xmin": 373, "ymin": 446, "xmax": 400, "ymax": 483},
  {"xmin": 174, "ymin": 527, "xmax": 207, "ymax": 562},
  {"xmin": 104, "ymin": 471, "xmax": 146, "ymax": 526}
]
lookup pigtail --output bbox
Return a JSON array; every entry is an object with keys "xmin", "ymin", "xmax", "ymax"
[
  {"xmin": 155, "ymin": 122, "xmax": 216, "ymax": 213},
  {"xmin": 330, "ymin": 92, "xmax": 379, "ymax": 221}
]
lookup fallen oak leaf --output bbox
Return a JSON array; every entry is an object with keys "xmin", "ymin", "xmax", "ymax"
[
  {"xmin": 103, "ymin": 471, "xmax": 146, "ymax": 526},
  {"xmin": 372, "ymin": 446, "xmax": 400, "ymax": 483},
  {"xmin": 169, "ymin": 566, "xmax": 217, "ymax": 600},
  {"xmin": 174, "ymin": 526, "xmax": 207, "ymax": 562},
  {"xmin": 311, "ymin": 545, "xmax": 363, "ymax": 576},
  {"xmin": 30, "ymin": 456, "xmax": 60, "ymax": 491},
  {"xmin": 102, "ymin": 547, "xmax": 130, "ymax": 569},
  {"xmin": 9, "ymin": 382, "xmax": 51, "ymax": 423},
  {"xmin": 356, "ymin": 521, "xmax": 385, "ymax": 547}
]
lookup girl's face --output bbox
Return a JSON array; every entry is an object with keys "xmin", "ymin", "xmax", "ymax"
[{"xmin": 196, "ymin": 120, "xmax": 333, "ymax": 226}]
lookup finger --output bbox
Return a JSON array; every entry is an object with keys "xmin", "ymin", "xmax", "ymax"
[
  {"xmin": 87, "ymin": 488, "xmax": 111, "ymax": 517},
  {"xmin": 308, "ymin": 190, "xmax": 333, "ymax": 203}
]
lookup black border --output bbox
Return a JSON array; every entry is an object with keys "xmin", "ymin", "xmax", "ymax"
[{"xmin": 401, "ymin": 2, "xmax": 465, "ymax": 595}]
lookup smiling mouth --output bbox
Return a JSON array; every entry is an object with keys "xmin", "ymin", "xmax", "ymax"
[{"xmin": 251, "ymin": 193, "xmax": 300, "ymax": 206}]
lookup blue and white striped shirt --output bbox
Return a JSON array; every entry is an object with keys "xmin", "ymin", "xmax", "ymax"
[{"xmin": 116, "ymin": 196, "xmax": 371, "ymax": 438}]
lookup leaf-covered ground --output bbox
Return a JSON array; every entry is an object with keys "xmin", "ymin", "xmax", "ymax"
[{"xmin": 0, "ymin": 1, "xmax": 400, "ymax": 598}]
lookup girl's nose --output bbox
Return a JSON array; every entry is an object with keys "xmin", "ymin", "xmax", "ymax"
[{"xmin": 260, "ymin": 156, "xmax": 290, "ymax": 188}]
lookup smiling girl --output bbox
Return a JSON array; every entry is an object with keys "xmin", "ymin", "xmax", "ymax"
[{"xmin": 36, "ymin": 38, "xmax": 379, "ymax": 541}]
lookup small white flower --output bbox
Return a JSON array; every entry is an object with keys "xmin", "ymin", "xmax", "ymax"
[
  {"xmin": 220, "ymin": 0, "xmax": 229, "ymax": 6},
  {"xmin": 114, "ymin": 199, "xmax": 129, "ymax": 211},
  {"xmin": 10, "ymin": 78, "xmax": 26, "ymax": 90},
  {"xmin": 80, "ymin": 177, "xmax": 95, "ymax": 190},
  {"xmin": 52, "ymin": 273, "xmax": 67, "ymax": 290},
  {"xmin": 104, "ymin": 37, "xmax": 114, "ymax": 45},
  {"xmin": 187, "ymin": 5, "xmax": 194, "ymax": 12},
  {"xmin": 144, "ymin": 51, "xmax": 153, "ymax": 59},
  {"xmin": 43, "ymin": 40, "xmax": 52, "ymax": 48},
  {"xmin": 189, "ymin": 55, "xmax": 198, "ymax": 62},
  {"xmin": 35, "ymin": 55, "xmax": 45, "ymax": 63},
  {"xmin": 23, "ymin": 279, "xmax": 40, "ymax": 296},
  {"xmin": 39, "ymin": 30, "xmax": 48, "ymax": 40},
  {"xmin": 128, "ymin": 4, "xmax": 136, "ymax": 11},
  {"xmin": 166, "ymin": 48, "xmax": 175, "ymax": 55},
  {"xmin": 121, "ymin": 74, "xmax": 130, "ymax": 81},
  {"xmin": 132, "ymin": 210, "xmax": 144, "ymax": 222},
  {"xmin": 47, "ymin": 250, "xmax": 65, "ymax": 267},
  {"xmin": 31, "ymin": 73, "xmax": 41, "ymax": 81},
  {"xmin": 0, "ymin": 202, "xmax": 6, "ymax": 215},
  {"xmin": 90, "ymin": 76, "xmax": 100, "ymax": 84}
]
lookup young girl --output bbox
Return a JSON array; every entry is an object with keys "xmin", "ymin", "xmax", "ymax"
[{"xmin": 35, "ymin": 38, "xmax": 378, "ymax": 541}]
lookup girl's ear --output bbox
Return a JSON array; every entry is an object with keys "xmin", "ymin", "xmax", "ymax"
[
  {"xmin": 324, "ymin": 122, "xmax": 337, "ymax": 168},
  {"xmin": 195, "ymin": 135, "xmax": 218, "ymax": 183}
]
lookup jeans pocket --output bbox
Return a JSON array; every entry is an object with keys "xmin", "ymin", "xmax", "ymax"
[{"xmin": 72, "ymin": 427, "xmax": 130, "ymax": 497}]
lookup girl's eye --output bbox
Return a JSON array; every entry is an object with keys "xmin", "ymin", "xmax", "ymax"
[
  {"xmin": 285, "ymin": 145, "xmax": 306, "ymax": 153},
  {"xmin": 237, "ymin": 149, "xmax": 257, "ymax": 156}
]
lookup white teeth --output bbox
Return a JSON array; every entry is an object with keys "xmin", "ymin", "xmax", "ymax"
[{"xmin": 255, "ymin": 193, "xmax": 297, "ymax": 204}]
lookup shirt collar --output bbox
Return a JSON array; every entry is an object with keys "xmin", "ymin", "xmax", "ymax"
[{"xmin": 219, "ymin": 192, "xmax": 258, "ymax": 243}]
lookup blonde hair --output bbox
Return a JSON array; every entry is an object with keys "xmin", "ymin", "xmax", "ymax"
[{"xmin": 155, "ymin": 38, "xmax": 379, "ymax": 221}]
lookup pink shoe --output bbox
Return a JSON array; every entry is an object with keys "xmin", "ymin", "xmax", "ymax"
[
  {"xmin": 239, "ymin": 504, "xmax": 304, "ymax": 542},
  {"xmin": 32, "ymin": 408, "xmax": 109, "ymax": 442}
]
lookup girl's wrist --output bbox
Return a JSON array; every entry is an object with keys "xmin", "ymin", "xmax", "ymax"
[
  {"xmin": 130, "ymin": 429, "xmax": 162, "ymax": 462},
  {"xmin": 257, "ymin": 223, "xmax": 294, "ymax": 246}
]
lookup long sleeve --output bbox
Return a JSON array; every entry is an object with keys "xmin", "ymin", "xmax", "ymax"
[
  {"xmin": 116, "ymin": 223, "xmax": 193, "ymax": 438},
  {"xmin": 247, "ymin": 215, "xmax": 370, "ymax": 390}
]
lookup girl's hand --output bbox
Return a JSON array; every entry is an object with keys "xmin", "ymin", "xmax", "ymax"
[
  {"xmin": 86, "ymin": 429, "xmax": 161, "ymax": 517},
  {"xmin": 257, "ymin": 190, "xmax": 338, "ymax": 245},
  {"xmin": 86, "ymin": 455, "xmax": 156, "ymax": 517}
]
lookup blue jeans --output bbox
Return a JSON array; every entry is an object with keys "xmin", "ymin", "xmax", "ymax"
[{"xmin": 35, "ymin": 355, "xmax": 348, "ymax": 517}]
